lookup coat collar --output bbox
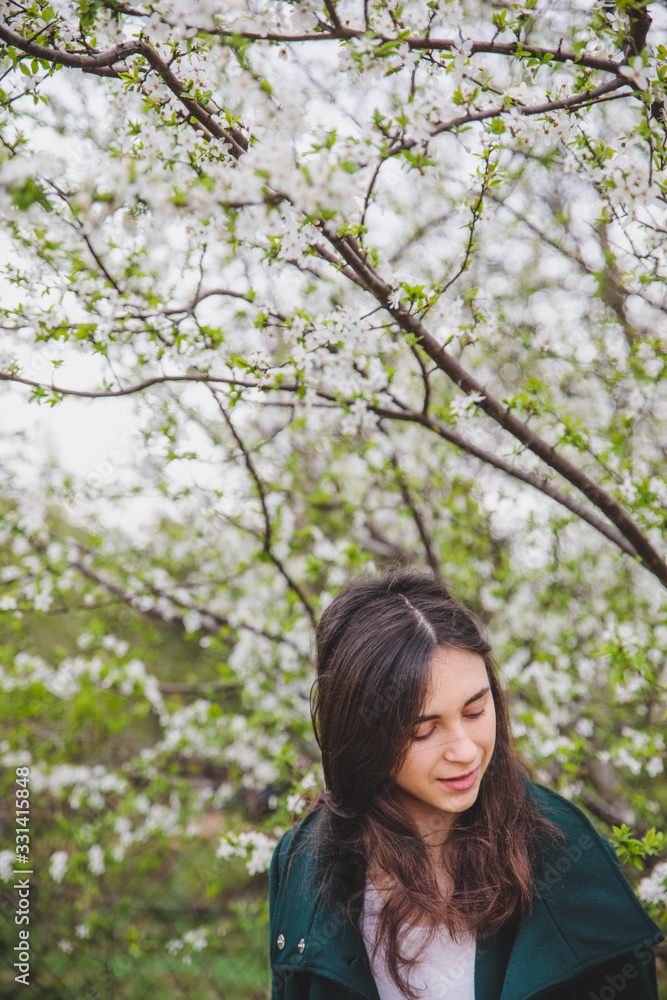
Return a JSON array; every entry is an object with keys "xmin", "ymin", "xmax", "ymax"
[{"xmin": 271, "ymin": 781, "xmax": 664, "ymax": 1000}]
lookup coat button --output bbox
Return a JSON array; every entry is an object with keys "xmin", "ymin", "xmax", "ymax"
[
  {"xmin": 277, "ymin": 934, "xmax": 285, "ymax": 950},
  {"xmin": 298, "ymin": 938, "xmax": 305, "ymax": 953}
]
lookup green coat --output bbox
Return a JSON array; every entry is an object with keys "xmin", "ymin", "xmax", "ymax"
[{"xmin": 269, "ymin": 780, "xmax": 664, "ymax": 1000}]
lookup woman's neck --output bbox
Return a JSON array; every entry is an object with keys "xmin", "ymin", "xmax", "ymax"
[{"xmin": 366, "ymin": 842, "xmax": 454, "ymax": 909}]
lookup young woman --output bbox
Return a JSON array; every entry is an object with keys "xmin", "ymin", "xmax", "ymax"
[{"xmin": 269, "ymin": 571, "xmax": 664, "ymax": 1000}]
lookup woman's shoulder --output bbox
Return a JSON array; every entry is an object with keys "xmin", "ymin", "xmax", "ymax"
[
  {"xmin": 525, "ymin": 778, "xmax": 622, "ymax": 856},
  {"xmin": 270, "ymin": 803, "xmax": 364, "ymax": 912},
  {"xmin": 270, "ymin": 805, "xmax": 328, "ymax": 884},
  {"xmin": 523, "ymin": 778, "xmax": 661, "ymax": 924},
  {"xmin": 525, "ymin": 775, "xmax": 587, "ymax": 817},
  {"xmin": 524, "ymin": 778, "xmax": 620, "ymax": 865},
  {"xmin": 526, "ymin": 777, "xmax": 605, "ymax": 833},
  {"xmin": 277, "ymin": 802, "xmax": 327, "ymax": 846}
]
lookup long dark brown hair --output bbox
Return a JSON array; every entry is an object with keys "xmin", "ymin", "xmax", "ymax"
[{"xmin": 308, "ymin": 570, "xmax": 565, "ymax": 999}]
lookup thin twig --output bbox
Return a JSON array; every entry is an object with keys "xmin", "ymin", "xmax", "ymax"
[
  {"xmin": 389, "ymin": 452, "xmax": 441, "ymax": 576},
  {"xmin": 205, "ymin": 384, "xmax": 317, "ymax": 624}
]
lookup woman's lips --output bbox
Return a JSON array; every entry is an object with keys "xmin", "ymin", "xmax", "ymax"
[{"xmin": 437, "ymin": 766, "xmax": 479, "ymax": 791}]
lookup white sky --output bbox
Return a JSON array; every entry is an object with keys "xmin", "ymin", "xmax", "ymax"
[{"xmin": 0, "ymin": 340, "xmax": 164, "ymax": 530}]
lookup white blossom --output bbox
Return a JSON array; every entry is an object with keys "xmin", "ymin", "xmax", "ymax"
[
  {"xmin": 450, "ymin": 392, "xmax": 486, "ymax": 419},
  {"xmin": 638, "ymin": 861, "xmax": 667, "ymax": 905},
  {"xmin": 0, "ymin": 850, "xmax": 15, "ymax": 882},
  {"xmin": 87, "ymin": 845, "xmax": 106, "ymax": 875},
  {"xmin": 49, "ymin": 851, "xmax": 69, "ymax": 884},
  {"xmin": 619, "ymin": 57, "xmax": 651, "ymax": 91}
]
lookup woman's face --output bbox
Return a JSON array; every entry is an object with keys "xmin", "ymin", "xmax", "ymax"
[{"xmin": 392, "ymin": 646, "xmax": 497, "ymax": 840}]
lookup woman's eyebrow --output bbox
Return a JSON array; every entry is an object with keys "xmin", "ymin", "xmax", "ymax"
[{"xmin": 415, "ymin": 686, "xmax": 490, "ymax": 723}]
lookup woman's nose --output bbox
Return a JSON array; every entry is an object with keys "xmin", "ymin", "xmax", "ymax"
[{"xmin": 441, "ymin": 733, "xmax": 477, "ymax": 762}]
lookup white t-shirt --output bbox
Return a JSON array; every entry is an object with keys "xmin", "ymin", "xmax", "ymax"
[{"xmin": 359, "ymin": 879, "xmax": 476, "ymax": 1000}]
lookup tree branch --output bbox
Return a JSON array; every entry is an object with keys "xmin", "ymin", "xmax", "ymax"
[
  {"xmin": 157, "ymin": 680, "xmax": 239, "ymax": 695},
  {"xmin": 27, "ymin": 532, "xmax": 293, "ymax": 647},
  {"xmin": 0, "ymin": 23, "xmax": 247, "ymax": 156},
  {"xmin": 370, "ymin": 401, "xmax": 639, "ymax": 560},
  {"xmin": 0, "ymin": 368, "xmax": 642, "ymax": 561},
  {"xmin": 624, "ymin": 4, "xmax": 652, "ymax": 58},
  {"xmin": 196, "ymin": 26, "xmax": 625, "ymax": 75},
  {"xmin": 318, "ymin": 227, "xmax": 667, "ymax": 586},
  {"xmin": 385, "ymin": 78, "xmax": 631, "ymax": 156},
  {"xmin": 0, "ymin": 370, "xmax": 262, "ymax": 398}
]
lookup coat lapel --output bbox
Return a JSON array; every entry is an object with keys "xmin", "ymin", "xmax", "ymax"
[{"xmin": 473, "ymin": 915, "xmax": 521, "ymax": 1000}]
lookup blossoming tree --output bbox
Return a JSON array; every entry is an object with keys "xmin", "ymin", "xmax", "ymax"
[{"xmin": 0, "ymin": 0, "xmax": 666, "ymax": 996}]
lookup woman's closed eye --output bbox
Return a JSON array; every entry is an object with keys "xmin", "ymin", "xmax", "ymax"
[
  {"xmin": 412, "ymin": 728, "xmax": 437, "ymax": 741},
  {"xmin": 412, "ymin": 707, "xmax": 487, "ymax": 741}
]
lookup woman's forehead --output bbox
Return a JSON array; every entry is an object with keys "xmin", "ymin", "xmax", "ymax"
[{"xmin": 423, "ymin": 648, "xmax": 489, "ymax": 707}]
